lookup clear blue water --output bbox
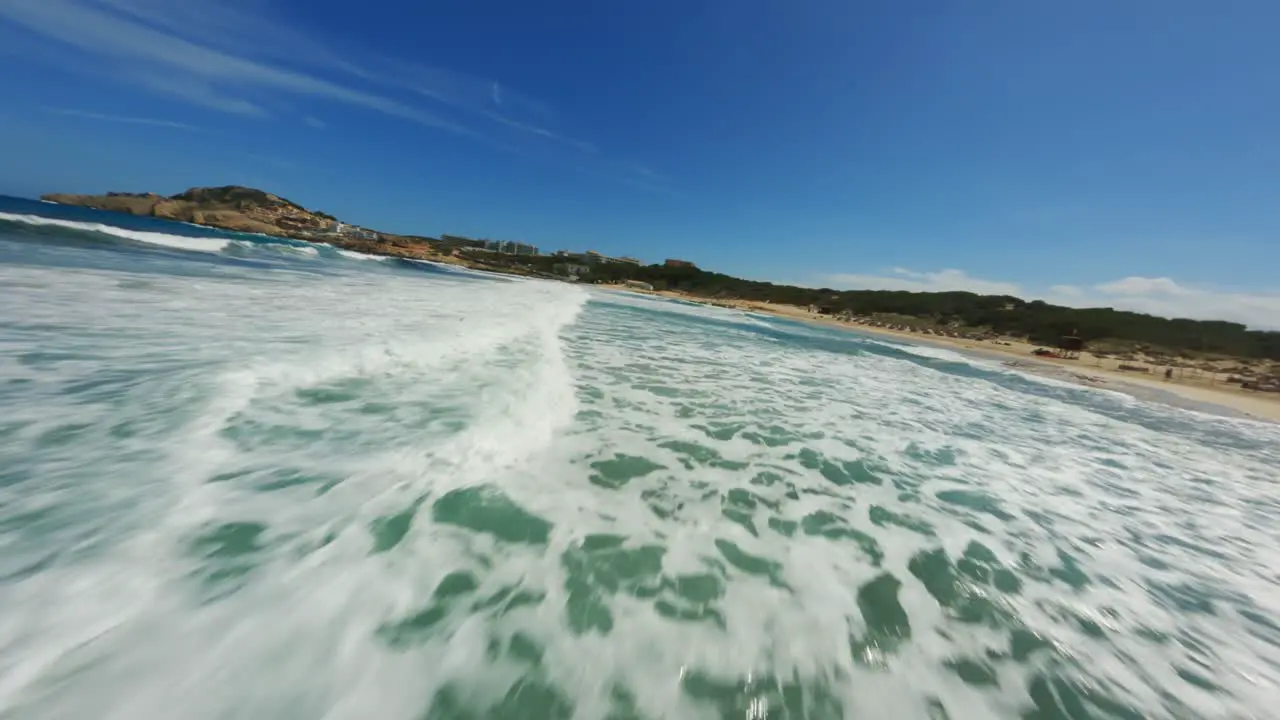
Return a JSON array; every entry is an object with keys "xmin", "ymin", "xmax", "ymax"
[{"xmin": 1, "ymin": 196, "xmax": 1278, "ymax": 719}]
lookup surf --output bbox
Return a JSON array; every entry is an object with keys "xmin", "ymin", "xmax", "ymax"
[
  {"xmin": 0, "ymin": 211, "xmax": 233, "ymax": 254},
  {"xmin": 3, "ymin": 198, "xmax": 1279, "ymax": 719}
]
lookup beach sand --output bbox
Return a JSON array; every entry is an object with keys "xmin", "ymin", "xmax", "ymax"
[{"xmin": 603, "ymin": 287, "xmax": 1280, "ymax": 423}]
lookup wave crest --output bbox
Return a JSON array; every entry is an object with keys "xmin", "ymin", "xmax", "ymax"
[{"xmin": 0, "ymin": 211, "xmax": 232, "ymax": 254}]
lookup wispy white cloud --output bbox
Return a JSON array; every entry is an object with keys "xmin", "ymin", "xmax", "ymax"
[
  {"xmin": 821, "ymin": 268, "xmax": 1280, "ymax": 329},
  {"xmin": 1076, "ymin": 277, "xmax": 1280, "ymax": 330},
  {"xmin": 1094, "ymin": 276, "xmax": 1188, "ymax": 297},
  {"xmin": 357, "ymin": 57, "xmax": 592, "ymax": 152},
  {"xmin": 1, "ymin": 0, "xmax": 662, "ymax": 187},
  {"xmin": 95, "ymin": 0, "xmax": 346, "ymax": 68},
  {"xmin": 304, "ymin": 116, "xmax": 326, "ymax": 129},
  {"xmin": 825, "ymin": 268, "xmax": 1024, "ymax": 296},
  {"xmin": 4, "ymin": 0, "xmax": 477, "ymax": 133},
  {"xmin": 43, "ymin": 106, "xmax": 200, "ymax": 130},
  {"xmin": 3, "ymin": 0, "xmax": 535, "ymax": 141},
  {"xmin": 133, "ymin": 72, "xmax": 268, "ymax": 117}
]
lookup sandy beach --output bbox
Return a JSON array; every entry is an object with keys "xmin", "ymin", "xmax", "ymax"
[{"xmin": 604, "ymin": 286, "xmax": 1280, "ymax": 423}]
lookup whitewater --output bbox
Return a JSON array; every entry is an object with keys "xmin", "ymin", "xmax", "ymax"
[{"xmin": 1, "ymin": 197, "xmax": 1278, "ymax": 719}]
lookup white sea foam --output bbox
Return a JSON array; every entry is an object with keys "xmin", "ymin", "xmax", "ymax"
[
  {"xmin": 281, "ymin": 244, "xmax": 320, "ymax": 257},
  {"xmin": 865, "ymin": 336, "xmax": 1136, "ymax": 397},
  {"xmin": 875, "ymin": 340, "xmax": 975, "ymax": 364},
  {"xmin": 336, "ymin": 248, "xmax": 384, "ymax": 261},
  {"xmin": 590, "ymin": 288, "xmax": 765, "ymax": 330},
  {"xmin": 422, "ymin": 260, "xmax": 530, "ymax": 281},
  {"xmin": 0, "ymin": 212, "xmax": 230, "ymax": 254},
  {"xmin": 2, "ymin": 246, "xmax": 1279, "ymax": 719},
  {"xmin": 0, "ymin": 260, "xmax": 596, "ymax": 717},
  {"xmin": 403, "ymin": 257, "xmax": 443, "ymax": 268}
]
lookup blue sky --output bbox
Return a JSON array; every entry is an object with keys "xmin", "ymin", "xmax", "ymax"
[{"xmin": 2, "ymin": 0, "xmax": 1279, "ymax": 327}]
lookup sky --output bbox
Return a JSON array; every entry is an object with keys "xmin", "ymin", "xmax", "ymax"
[{"xmin": 1, "ymin": 0, "xmax": 1279, "ymax": 328}]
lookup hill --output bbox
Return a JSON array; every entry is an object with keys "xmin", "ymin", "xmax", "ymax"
[
  {"xmin": 41, "ymin": 186, "xmax": 340, "ymax": 237},
  {"xmin": 513, "ymin": 256, "xmax": 1280, "ymax": 361}
]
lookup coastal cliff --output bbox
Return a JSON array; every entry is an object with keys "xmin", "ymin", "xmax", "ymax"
[
  {"xmin": 38, "ymin": 186, "xmax": 545, "ymax": 273},
  {"xmin": 41, "ymin": 187, "xmax": 341, "ymax": 238}
]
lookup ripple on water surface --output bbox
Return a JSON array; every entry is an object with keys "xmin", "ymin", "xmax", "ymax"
[{"xmin": 1, "ymin": 255, "xmax": 1279, "ymax": 719}]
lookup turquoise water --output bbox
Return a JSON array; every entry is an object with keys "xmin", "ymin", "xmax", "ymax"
[{"xmin": 1, "ymin": 197, "xmax": 1278, "ymax": 719}]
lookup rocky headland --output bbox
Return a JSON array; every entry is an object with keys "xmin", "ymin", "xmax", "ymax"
[
  {"xmin": 39, "ymin": 185, "xmax": 483, "ymax": 266},
  {"xmin": 43, "ymin": 186, "xmax": 346, "ymax": 238}
]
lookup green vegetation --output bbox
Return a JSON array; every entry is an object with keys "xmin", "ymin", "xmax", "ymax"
[
  {"xmin": 510, "ymin": 256, "xmax": 1280, "ymax": 360},
  {"xmin": 169, "ymin": 186, "xmax": 299, "ymax": 208},
  {"xmin": 46, "ymin": 185, "xmax": 1277, "ymax": 359}
]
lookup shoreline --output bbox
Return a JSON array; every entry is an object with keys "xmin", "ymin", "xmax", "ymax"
[
  {"xmin": 602, "ymin": 286, "xmax": 1280, "ymax": 423},
  {"xmin": 23, "ymin": 200, "xmax": 1280, "ymax": 422}
]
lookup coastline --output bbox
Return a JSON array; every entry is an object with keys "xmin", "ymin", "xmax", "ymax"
[
  {"xmin": 26, "ymin": 197, "xmax": 1280, "ymax": 422},
  {"xmin": 602, "ymin": 286, "xmax": 1280, "ymax": 423},
  {"xmin": 39, "ymin": 194, "xmax": 515, "ymax": 275}
]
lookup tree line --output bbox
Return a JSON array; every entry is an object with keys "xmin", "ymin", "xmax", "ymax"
[{"xmin": 517, "ymin": 257, "xmax": 1280, "ymax": 359}]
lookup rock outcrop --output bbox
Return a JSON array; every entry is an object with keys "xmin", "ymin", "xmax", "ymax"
[
  {"xmin": 41, "ymin": 186, "xmax": 342, "ymax": 240},
  {"xmin": 37, "ymin": 185, "xmax": 503, "ymax": 269}
]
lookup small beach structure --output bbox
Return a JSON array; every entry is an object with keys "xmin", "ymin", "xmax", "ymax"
[{"xmin": 1057, "ymin": 334, "xmax": 1084, "ymax": 360}]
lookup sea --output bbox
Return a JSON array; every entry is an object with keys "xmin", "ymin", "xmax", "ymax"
[{"xmin": 1, "ymin": 195, "xmax": 1278, "ymax": 720}]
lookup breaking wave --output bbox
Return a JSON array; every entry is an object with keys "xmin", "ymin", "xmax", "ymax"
[
  {"xmin": 2, "ymin": 197, "xmax": 1279, "ymax": 719},
  {"xmin": 0, "ymin": 211, "xmax": 232, "ymax": 254}
]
